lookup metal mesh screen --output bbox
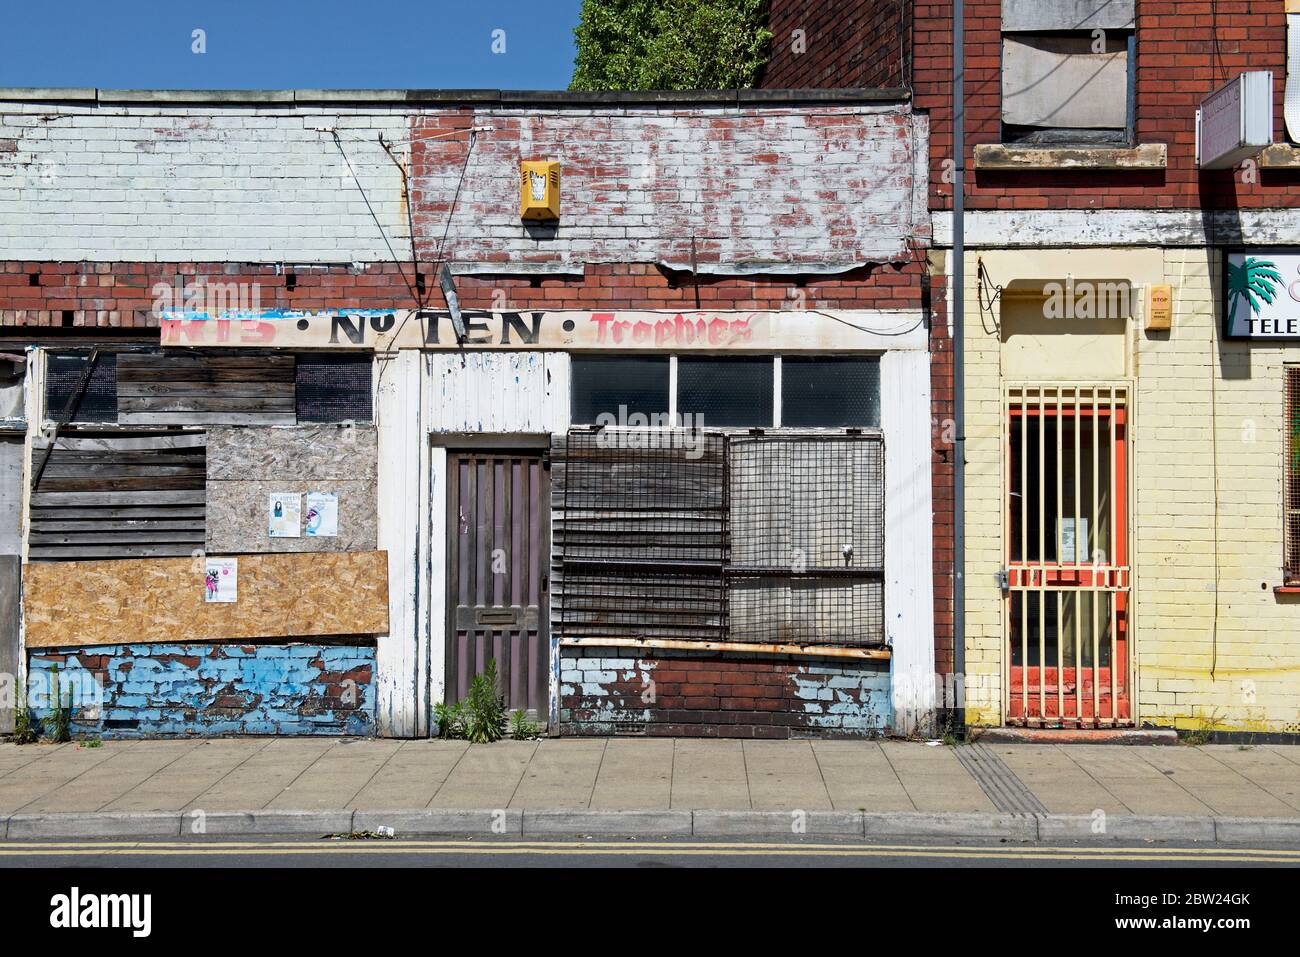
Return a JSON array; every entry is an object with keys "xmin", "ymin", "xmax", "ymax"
[
  {"xmin": 727, "ymin": 435, "xmax": 885, "ymax": 646},
  {"xmin": 1287, "ymin": 367, "xmax": 1300, "ymax": 583},
  {"xmin": 44, "ymin": 352, "xmax": 118, "ymax": 422},
  {"xmin": 295, "ymin": 353, "xmax": 373, "ymax": 423}
]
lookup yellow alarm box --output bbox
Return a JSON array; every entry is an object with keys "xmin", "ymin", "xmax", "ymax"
[{"xmin": 520, "ymin": 160, "xmax": 560, "ymax": 221}]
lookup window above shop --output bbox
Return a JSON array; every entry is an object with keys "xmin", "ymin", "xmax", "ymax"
[
  {"xmin": 569, "ymin": 354, "xmax": 881, "ymax": 430},
  {"xmin": 1000, "ymin": 0, "xmax": 1136, "ymax": 148}
]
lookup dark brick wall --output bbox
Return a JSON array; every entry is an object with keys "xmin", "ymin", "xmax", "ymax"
[
  {"xmin": 759, "ymin": 0, "xmax": 909, "ymax": 89},
  {"xmin": 560, "ymin": 647, "xmax": 891, "ymax": 739}
]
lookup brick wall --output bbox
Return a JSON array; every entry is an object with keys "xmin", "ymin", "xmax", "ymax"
[
  {"xmin": 0, "ymin": 100, "xmax": 928, "ymax": 271},
  {"xmin": 0, "ymin": 260, "xmax": 925, "ymax": 330},
  {"xmin": 914, "ymin": 0, "xmax": 1300, "ymax": 211},
  {"xmin": 759, "ymin": 0, "xmax": 909, "ymax": 89},
  {"xmin": 928, "ymin": 266, "xmax": 954, "ymax": 680},
  {"xmin": 27, "ymin": 643, "xmax": 375, "ymax": 737},
  {"xmin": 410, "ymin": 105, "xmax": 928, "ymax": 272},
  {"xmin": 560, "ymin": 647, "xmax": 892, "ymax": 738}
]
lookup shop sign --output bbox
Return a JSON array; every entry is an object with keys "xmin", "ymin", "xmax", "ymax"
[
  {"xmin": 160, "ymin": 309, "xmax": 923, "ymax": 352},
  {"xmin": 1224, "ymin": 250, "xmax": 1300, "ymax": 339}
]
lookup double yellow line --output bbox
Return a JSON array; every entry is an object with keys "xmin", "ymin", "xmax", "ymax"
[{"xmin": 1, "ymin": 840, "xmax": 1298, "ymax": 863}]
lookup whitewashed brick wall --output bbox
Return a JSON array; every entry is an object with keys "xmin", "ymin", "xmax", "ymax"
[{"xmin": 0, "ymin": 99, "xmax": 928, "ymax": 270}]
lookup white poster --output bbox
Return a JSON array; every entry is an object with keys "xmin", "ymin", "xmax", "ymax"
[
  {"xmin": 304, "ymin": 492, "xmax": 338, "ymax": 538},
  {"xmin": 268, "ymin": 492, "xmax": 301, "ymax": 538},
  {"xmin": 1225, "ymin": 251, "xmax": 1300, "ymax": 338},
  {"xmin": 204, "ymin": 557, "xmax": 237, "ymax": 603},
  {"xmin": 1059, "ymin": 517, "xmax": 1090, "ymax": 565}
]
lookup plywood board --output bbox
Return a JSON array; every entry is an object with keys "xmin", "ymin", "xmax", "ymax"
[
  {"xmin": 206, "ymin": 480, "xmax": 377, "ymax": 553},
  {"xmin": 22, "ymin": 550, "xmax": 389, "ymax": 648}
]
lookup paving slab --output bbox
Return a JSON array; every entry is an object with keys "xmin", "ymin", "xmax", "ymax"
[
  {"xmin": 742, "ymin": 741, "xmax": 833, "ymax": 811},
  {"xmin": 669, "ymin": 739, "xmax": 750, "ymax": 809},
  {"xmin": 266, "ymin": 738, "xmax": 402, "ymax": 810},
  {"xmin": 509, "ymin": 739, "xmax": 606, "ymax": 809},
  {"xmin": 0, "ymin": 741, "xmax": 142, "ymax": 814},
  {"xmin": 589, "ymin": 738, "xmax": 674, "ymax": 810},
  {"xmin": 881, "ymin": 743, "xmax": 997, "ymax": 812},
  {"xmin": 810, "ymin": 740, "xmax": 915, "ymax": 811},
  {"xmin": 185, "ymin": 738, "xmax": 340, "ymax": 811},
  {"xmin": 349, "ymin": 740, "xmax": 468, "ymax": 810},
  {"xmin": 431, "ymin": 740, "xmax": 536, "ymax": 809},
  {"xmin": 0, "ymin": 742, "xmax": 67, "ymax": 777},
  {"xmin": 102, "ymin": 739, "xmax": 271, "ymax": 812}
]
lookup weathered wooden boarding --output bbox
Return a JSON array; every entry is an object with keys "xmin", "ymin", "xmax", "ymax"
[
  {"xmin": 116, "ymin": 353, "xmax": 295, "ymax": 425},
  {"xmin": 28, "ymin": 431, "xmax": 207, "ymax": 561}
]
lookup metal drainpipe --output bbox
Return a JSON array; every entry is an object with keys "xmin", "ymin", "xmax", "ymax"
[{"xmin": 951, "ymin": 0, "xmax": 967, "ymax": 733}]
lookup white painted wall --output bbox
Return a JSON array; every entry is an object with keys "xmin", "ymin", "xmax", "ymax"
[
  {"xmin": 374, "ymin": 350, "xmax": 433, "ymax": 737},
  {"xmin": 427, "ymin": 352, "xmax": 571, "ymax": 433},
  {"xmin": 881, "ymin": 349, "xmax": 937, "ymax": 736}
]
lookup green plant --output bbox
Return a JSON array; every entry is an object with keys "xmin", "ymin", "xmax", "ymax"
[
  {"xmin": 570, "ymin": 0, "xmax": 772, "ymax": 91},
  {"xmin": 79, "ymin": 736, "xmax": 103, "ymax": 749},
  {"xmin": 510, "ymin": 709, "xmax": 541, "ymax": 740},
  {"xmin": 1181, "ymin": 710, "xmax": 1223, "ymax": 747},
  {"xmin": 433, "ymin": 700, "xmax": 466, "ymax": 740},
  {"xmin": 12, "ymin": 680, "xmax": 38, "ymax": 745},
  {"xmin": 45, "ymin": 665, "xmax": 71, "ymax": 744},
  {"xmin": 463, "ymin": 659, "xmax": 506, "ymax": 744}
]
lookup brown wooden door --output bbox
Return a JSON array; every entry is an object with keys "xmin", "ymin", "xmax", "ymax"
[{"xmin": 446, "ymin": 452, "xmax": 549, "ymax": 723}]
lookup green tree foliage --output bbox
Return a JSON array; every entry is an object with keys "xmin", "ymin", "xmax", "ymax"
[{"xmin": 570, "ymin": 0, "xmax": 773, "ymax": 91}]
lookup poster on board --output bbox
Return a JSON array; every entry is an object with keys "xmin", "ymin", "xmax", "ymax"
[
  {"xmin": 203, "ymin": 557, "xmax": 237, "ymax": 603},
  {"xmin": 268, "ymin": 492, "xmax": 301, "ymax": 538},
  {"xmin": 304, "ymin": 492, "xmax": 338, "ymax": 538}
]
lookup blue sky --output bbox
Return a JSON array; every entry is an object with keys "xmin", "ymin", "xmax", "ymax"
[{"xmin": 0, "ymin": 0, "xmax": 585, "ymax": 90}]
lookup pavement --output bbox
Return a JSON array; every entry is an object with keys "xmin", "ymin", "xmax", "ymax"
[{"xmin": 2, "ymin": 737, "xmax": 1299, "ymax": 844}]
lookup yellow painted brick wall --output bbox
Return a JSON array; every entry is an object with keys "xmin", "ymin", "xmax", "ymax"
[
  {"xmin": 961, "ymin": 254, "xmax": 1005, "ymax": 725},
  {"xmin": 961, "ymin": 247, "xmax": 1300, "ymax": 733},
  {"xmin": 1134, "ymin": 249, "xmax": 1300, "ymax": 734}
]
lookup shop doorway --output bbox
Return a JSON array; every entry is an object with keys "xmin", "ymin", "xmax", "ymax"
[
  {"xmin": 445, "ymin": 451, "xmax": 550, "ymax": 724},
  {"xmin": 1004, "ymin": 385, "xmax": 1131, "ymax": 726}
]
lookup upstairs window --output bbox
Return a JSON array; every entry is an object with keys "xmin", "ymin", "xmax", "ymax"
[{"xmin": 1001, "ymin": 0, "xmax": 1136, "ymax": 147}]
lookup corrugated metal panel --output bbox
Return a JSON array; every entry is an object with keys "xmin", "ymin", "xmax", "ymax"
[{"xmin": 427, "ymin": 351, "xmax": 570, "ymax": 434}]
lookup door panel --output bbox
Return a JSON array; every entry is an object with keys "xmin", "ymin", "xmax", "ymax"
[
  {"xmin": 446, "ymin": 452, "xmax": 549, "ymax": 722},
  {"xmin": 1005, "ymin": 386, "xmax": 1131, "ymax": 726}
]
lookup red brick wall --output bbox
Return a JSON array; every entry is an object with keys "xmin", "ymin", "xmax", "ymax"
[
  {"xmin": 928, "ymin": 267, "xmax": 953, "ymax": 678},
  {"xmin": 560, "ymin": 647, "xmax": 892, "ymax": 739},
  {"xmin": 914, "ymin": 0, "xmax": 1300, "ymax": 211},
  {"xmin": 0, "ymin": 261, "xmax": 924, "ymax": 330},
  {"xmin": 759, "ymin": 0, "xmax": 909, "ymax": 89}
]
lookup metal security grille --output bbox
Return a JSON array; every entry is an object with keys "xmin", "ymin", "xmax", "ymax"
[
  {"xmin": 727, "ymin": 435, "xmax": 885, "ymax": 645},
  {"xmin": 1005, "ymin": 384, "xmax": 1131, "ymax": 726},
  {"xmin": 555, "ymin": 430, "xmax": 727, "ymax": 641},
  {"xmin": 552, "ymin": 429, "xmax": 885, "ymax": 648},
  {"xmin": 1286, "ymin": 367, "xmax": 1300, "ymax": 583}
]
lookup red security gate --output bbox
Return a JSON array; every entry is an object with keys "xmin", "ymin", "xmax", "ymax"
[
  {"xmin": 445, "ymin": 452, "xmax": 549, "ymax": 723},
  {"xmin": 1005, "ymin": 386, "xmax": 1131, "ymax": 726}
]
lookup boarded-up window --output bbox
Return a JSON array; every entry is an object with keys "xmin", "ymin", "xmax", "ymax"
[
  {"xmin": 28, "ymin": 431, "xmax": 206, "ymax": 561},
  {"xmin": 1286, "ymin": 367, "xmax": 1300, "ymax": 583},
  {"xmin": 1001, "ymin": 0, "xmax": 1135, "ymax": 144}
]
